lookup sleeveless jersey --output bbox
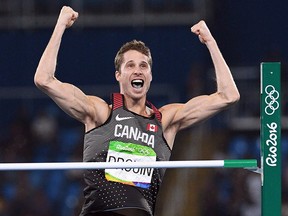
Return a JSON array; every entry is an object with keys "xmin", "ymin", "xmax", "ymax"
[{"xmin": 80, "ymin": 93, "xmax": 171, "ymax": 216}]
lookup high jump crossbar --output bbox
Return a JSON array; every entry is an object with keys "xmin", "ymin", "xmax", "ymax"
[{"xmin": 0, "ymin": 159, "xmax": 257, "ymax": 171}]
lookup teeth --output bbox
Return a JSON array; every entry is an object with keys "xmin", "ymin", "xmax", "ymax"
[
  {"xmin": 132, "ymin": 79, "xmax": 143, "ymax": 83},
  {"xmin": 131, "ymin": 79, "xmax": 144, "ymax": 88}
]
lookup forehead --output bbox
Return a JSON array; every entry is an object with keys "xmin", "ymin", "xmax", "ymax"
[{"xmin": 122, "ymin": 50, "xmax": 149, "ymax": 63}]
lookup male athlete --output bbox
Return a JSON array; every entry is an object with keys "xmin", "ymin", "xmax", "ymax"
[{"xmin": 34, "ymin": 6, "xmax": 239, "ymax": 216}]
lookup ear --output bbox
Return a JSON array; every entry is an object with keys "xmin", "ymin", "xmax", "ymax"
[{"xmin": 115, "ymin": 71, "xmax": 120, "ymax": 81}]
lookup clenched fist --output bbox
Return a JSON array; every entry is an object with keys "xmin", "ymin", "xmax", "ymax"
[
  {"xmin": 57, "ymin": 6, "xmax": 79, "ymax": 29},
  {"xmin": 191, "ymin": 20, "xmax": 214, "ymax": 44}
]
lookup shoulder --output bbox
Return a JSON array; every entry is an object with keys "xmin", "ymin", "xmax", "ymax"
[
  {"xmin": 159, "ymin": 103, "xmax": 183, "ymax": 130},
  {"xmin": 87, "ymin": 95, "xmax": 108, "ymax": 106},
  {"xmin": 158, "ymin": 103, "xmax": 184, "ymax": 148},
  {"xmin": 85, "ymin": 95, "xmax": 112, "ymax": 129}
]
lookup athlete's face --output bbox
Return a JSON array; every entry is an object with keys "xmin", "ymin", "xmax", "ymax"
[{"xmin": 115, "ymin": 50, "xmax": 152, "ymax": 99}]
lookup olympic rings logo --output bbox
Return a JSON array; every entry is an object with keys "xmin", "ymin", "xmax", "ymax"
[
  {"xmin": 264, "ymin": 85, "xmax": 279, "ymax": 115},
  {"xmin": 137, "ymin": 148, "xmax": 152, "ymax": 156}
]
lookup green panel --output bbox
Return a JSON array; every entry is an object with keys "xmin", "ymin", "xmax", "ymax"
[
  {"xmin": 260, "ymin": 62, "xmax": 281, "ymax": 216},
  {"xmin": 223, "ymin": 159, "xmax": 257, "ymax": 168}
]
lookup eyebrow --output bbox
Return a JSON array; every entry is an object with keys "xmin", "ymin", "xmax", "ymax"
[{"xmin": 125, "ymin": 60, "xmax": 148, "ymax": 65}]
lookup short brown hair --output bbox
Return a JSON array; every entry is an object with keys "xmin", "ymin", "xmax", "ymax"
[{"xmin": 114, "ymin": 40, "xmax": 152, "ymax": 71}]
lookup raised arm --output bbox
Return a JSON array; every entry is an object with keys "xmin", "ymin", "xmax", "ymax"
[
  {"xmin": 34, "ymin": 6, "xmax": 110, "ymax": 130},
  {"xmin": 161, "ymin": 21, "xmax": 240, "ymax": 146},
  {"xmin": 191, "ymin": 20, "xmax": 240, "ymax": 105}
]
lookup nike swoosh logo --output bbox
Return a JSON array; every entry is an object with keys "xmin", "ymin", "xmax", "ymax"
[{"xmin": 115, "ymin": 114, "xmax": 134, "ymax": 121}]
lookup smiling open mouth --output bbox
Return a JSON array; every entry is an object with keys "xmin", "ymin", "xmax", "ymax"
[{"xmin": 131, "ymin": 79, "xmax": 144, "ymax": 88}]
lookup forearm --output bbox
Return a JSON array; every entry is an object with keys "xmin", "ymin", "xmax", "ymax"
[
  {"xmin": 35, "ymin": 5, "xmax": 78, "ymax": 88},
  {"xmin": 206, "ymin": 39, "xmax": 240, "ymax": 102},
  {"xmin": 34, "ymin": 24, "xmax": 66, "ymax": 87}
]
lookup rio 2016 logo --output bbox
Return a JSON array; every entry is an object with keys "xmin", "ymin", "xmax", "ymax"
[
  {"xmin": 265, "ymin": 85, "xmax": 279, "ymax": 115},
  {"xmin": 265, "ymin": 122, "xmax": 278, "ymax": 167}
]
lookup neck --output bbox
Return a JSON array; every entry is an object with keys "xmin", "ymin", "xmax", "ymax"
[{"xmin": 123, "ymin": 95, "xmax": 151, "ymax": 117}]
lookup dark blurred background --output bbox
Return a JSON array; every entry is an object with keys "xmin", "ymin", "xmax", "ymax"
[{"xmin": 0, "ymin": 1, "xmax": 287, "ymax": 215}]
